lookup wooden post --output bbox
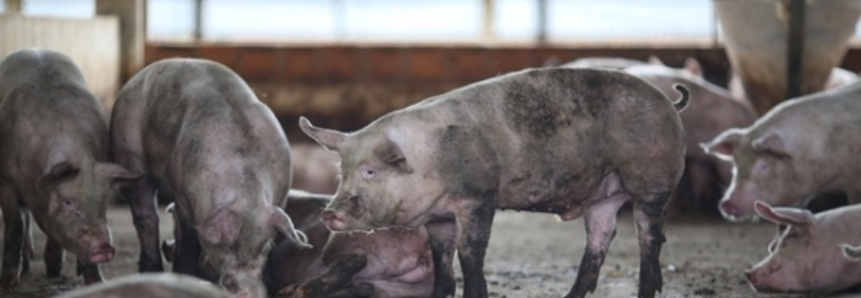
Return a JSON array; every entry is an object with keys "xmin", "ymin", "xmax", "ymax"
[
  {"xmin": 96, "ymin": 0, "xmax": 145, "ymax": 83},
  {"xmin": 786, "ymin": 0, "xmax": 805, "ymax": 99},
  {"xmin": 537, "ymin": 0, "xmax": 548, "ymax": 44},
  {"xmin": 5, "ymin": 0, "xmax": 22, "ymax": 13},
  {"xmin": 482, "ymin": 0, "xmax": 495, "ymax": 41}
]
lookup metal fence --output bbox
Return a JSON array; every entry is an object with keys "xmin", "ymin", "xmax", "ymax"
[{"xmin": 4, "ymin": 0, "xmax": 861, "ymax": 46}]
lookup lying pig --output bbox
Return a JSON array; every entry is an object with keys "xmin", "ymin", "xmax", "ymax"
[
  {"xmin": 265, "ymin": 190, "xmax": 433, "ymax": 298},
  {"xmin": 746, "ymin": 201, "xmax": 861, "ymax": 293},
  {"xmin": 623, "ymin": 64, "xmax": 757, "ymax": 214},
  {"xmin": 702, "ymin": 81, "xmax": 861, "ymax": 220},
  {"xmin": 54, "ymin": 273, "xmax": 264, "ymax": 298},
  {"xmin": 299, "ymin": 67, "xmax": 689, "ymax": 298},
  {"xmin": 110, "ymin": 58, "xmax": 309, "ymax": 293},
  {"xmin": 291, "ymin": 143, "xmax": 340, "ymax": 194},
  {"xmin": 0, "ymin": 49, "xmax": 141, "ymax": 287}
]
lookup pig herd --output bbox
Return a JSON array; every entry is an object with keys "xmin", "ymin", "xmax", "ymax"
[{"xmin": 1, "ymin": 47, "xmax": 861, "ymax": 298}]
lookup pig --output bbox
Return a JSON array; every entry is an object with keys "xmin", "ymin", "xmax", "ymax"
[
  {"xmin": 563, "ymin": 57, "xmax": 648, "ymax": 70},
  {"xmin": 109, "ymin": 58, "xmax": 310, "ymax": 294},
  {"xmin": 264, "ymin": 190, "xmax": 433, "ymax": 298},
  {"xmin": 623, "ymin": 64, "xmax": 758, "ymax": 214},
  {"xmin": 290, "ymin": 143, "xmax": 340, "ymax": 194},
  {"xmin": 745, "ymin": 201, "xmax": 861, "ymax": 293},
  {"xmin": 299, "ymin": 67, "xmax": 690, "ymax": 298},
  {"xmin": 702, "ymin": 80, "xmax": 861, "ymax": 221},
  {"xmin": 0, "ymin": 49, "xmax": 142, "ymax": 287},
  {"xmin": 54, "ymin": 273, "xmax": 265, "ymax": 298}
]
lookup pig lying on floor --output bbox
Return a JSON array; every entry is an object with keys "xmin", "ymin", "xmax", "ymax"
[
  {"xmin": 164, "ymin": 190, "xmax": 434, "ymax": 298},
  {"xmin": 299, "ymin": 67, "xmax": 689, "ymax": 298},
  {"xmin": 747, "ymin": 201, "xmax": 861, "ymax": 293},
  {"xmin": 54, "ymin": 273, "xmax": 264, "ymax": 298}
]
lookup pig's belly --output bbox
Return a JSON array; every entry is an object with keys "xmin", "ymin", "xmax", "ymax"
[
  {"xmin": 354, "ymin": 254, "xmax": 434, "ymax": 298},
  {"xmin": 497, "ymin": 173, "xmax": 614, "ymax": 221}
]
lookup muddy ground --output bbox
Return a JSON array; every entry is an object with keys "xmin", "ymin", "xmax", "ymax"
[{"xmin": 0, "ymin": 205, "xmax": 857, "ymax": 298}]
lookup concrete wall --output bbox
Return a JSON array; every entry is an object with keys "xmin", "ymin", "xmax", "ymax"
[{"xmin": 0, "ymin": 14, "xmax": 120, "ymax": 111}]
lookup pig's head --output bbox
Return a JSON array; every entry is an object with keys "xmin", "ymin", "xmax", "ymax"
[
  {"xmin": 299, "ymin": 117, "xmax": 444, "ymax": 232},
  {"xmin": 702, "ymin": 128, "xmax": 809, "ymax": 221},
  {"xmin": 196, "ymin": 203, "xmax": 309, "ymax": 294},
  {"xmin": 36, "ymin": 160, "xmax": 142, "ymax": 264},
  {"xmin": 746, "ymin": 201, "xmax": 861, "ymax": 293}
]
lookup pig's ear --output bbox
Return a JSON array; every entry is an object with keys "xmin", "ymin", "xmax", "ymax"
[
  {"xmin": 754, "ymin": 201, "xmax": 814, "ymax": 226},
  {"xmin": 96, "ymin": 163, "xmax": 145, "ymax": 189},
  {"xmin": 200, "ymin": 207, "xmax": 241, "ymax": 246},
  {"xmin": 268, "ymin": 206, "xmax": 312, "ymax": 249},
  {"xmin": 299, "ymin": 117, "xmax": 347, "ymax": 151},
  {"xmin": 684, "ymin": 58, "xmax": 703, "ymax": 77},
  {"xmin": 374, "ymin": 140, "xmax": 413, "ymax": 173},
  {"xmin": 701, "ymin": 129, "xmax": 743, "ymax": 161},
  {"xmin": 37, "ymin": 161, "xmax": 80, "ymax": 193},
  {"xmin": 648, "ymin": 55, "xmax": 664, "ymax": 65},
  {"xmin": 751, "ymin": 133, "xmax": 790, "ymax": 158}
]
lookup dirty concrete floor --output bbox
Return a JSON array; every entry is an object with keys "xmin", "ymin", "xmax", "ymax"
[{"xmin": 0, "ymin": 206, "xmax": 858, "ymax": 298}]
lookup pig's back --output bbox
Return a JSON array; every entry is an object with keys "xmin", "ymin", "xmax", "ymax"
[{"xmin": 0, "ymin": 49, "xmax": 107, "ymax": 169}]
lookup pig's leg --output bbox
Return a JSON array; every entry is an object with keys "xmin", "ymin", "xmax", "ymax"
[
  {"xmin": 75, "ymin": 260, "xmax": 104, "ymax": 285},
  {"xmin": 565, "ymin": 197, "xmax": 626, "ymax": 298},
  {"xmin": 122, "ymin": 176, "xmax": 163, "ymax": 272},
  {"xmin": 0, "ymin": 185, "xmax": 24, "ymax": 289},
  {"xmin": 44, "ymin": 238, "xmax": 64, "ymax": 277},
  {"xmin": 20, "ymin": 210, "xmax": 32, "ymax": 276},
  {"xmin": 425, "ymin": 220, "xmax": 457, "ymax": 298},
  {"xmin": 296, "ymin": 254, "xmax": 367, "ymax": 297},
  {"xmin": 173, "ymin": 217, "xmax": 202, "ymax": 277},
  {"xmin": 633, "ymin": 194, "xmax": 671, "ymax": 298},
  {"xmin": 455, "ymin": 202, "xmax": 495, "ymax": 298}
]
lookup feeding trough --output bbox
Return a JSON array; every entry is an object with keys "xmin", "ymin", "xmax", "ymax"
[{"xmin": 713, "ymin": 0, "xmax": 861, "ymax": 114}]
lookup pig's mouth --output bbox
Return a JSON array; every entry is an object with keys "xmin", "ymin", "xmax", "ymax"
[{"xmin": 86, "ymin": 244, "xmax": 116, "ymax": 264}]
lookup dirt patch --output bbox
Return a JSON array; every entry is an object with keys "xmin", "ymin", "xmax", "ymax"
[{"xmin": 0, "ymin": 206, "xmax": 855, "ymax": 298}]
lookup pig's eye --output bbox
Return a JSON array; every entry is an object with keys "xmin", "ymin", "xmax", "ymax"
[
  {"xmin": 61, "ymin": 199, "xmax": 77, "ymax": 209},
  {"xmin": 753, "ymin": 160, "xmax": 771, "ymax": 174},
  {"xmin": 362, "ymin": 169, "xmax": 376, "ymax": 179}
]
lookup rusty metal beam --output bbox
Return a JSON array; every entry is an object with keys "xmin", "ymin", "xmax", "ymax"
[{"xmin": 786, "ymin": 0, "xmax": 805, "ymax": 99}]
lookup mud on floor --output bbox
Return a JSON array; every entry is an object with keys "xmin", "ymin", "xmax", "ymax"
[{"xmin": 0, "ymin": 206, "xmax": 857, "ymax": 298}]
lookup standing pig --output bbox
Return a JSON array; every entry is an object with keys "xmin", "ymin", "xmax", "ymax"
[
  {"xmin": 54, "ymin": 273, "xmax": 264, "ymax": 298},
  {"xmin": 728, "ymin": 67, "xmax": 859, "ymax": 105},
  {"xmin": 702, "ymin": 81, "xmax": 861, "ymax": 220},
  {"xmin": 299, "ymin": 67, "xmax": 689, "ymax": 298},
  {"xmin": 110, "ymin": 58, "xmax": 309, "ymax": 294},
  {"xmin": 746, "ymin": 201, "xmax": 861, "ymax": 293},
  {"xmin": 265, "ymin": 190, "xmax": 433, "ymax": 298},
  {"xmin": 623, "ymin": 64, "xmax": 757, "ymax": 213},
  {"xmin": 291, "ymin": 144, "xmax": 340, "ymax": 194},
  {"xmin": 0, "ymin": 49, "xmax": 141, "ymax": 287}
]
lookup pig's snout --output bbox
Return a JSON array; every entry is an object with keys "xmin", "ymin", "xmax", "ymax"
[
  {"xmin": 719, "ymin": 199, "xmax": 753, "ymax": 220},
  {"xmin": 744, "ymin": 269, "xmax": 756, "ymax": 284},
  {"xmin": 320, "ymin": 209, "xmax": 348, "ymax": 231},
  {"xmin": 88, "ymin": 244, "xmax": 116, "ymax": 264}
]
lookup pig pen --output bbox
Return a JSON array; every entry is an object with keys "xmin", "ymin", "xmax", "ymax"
[{"xmin": 2, "ymin": 203, "xmax": 858, "ymax": 298}]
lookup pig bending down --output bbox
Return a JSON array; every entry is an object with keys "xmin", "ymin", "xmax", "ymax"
[
  {"xmin": 0, "ymin": 49, "xmax": 141, "ymax": 287},
  {"xmin": 54, "ymin": 273, "xmax": 264, "ymax": 298},
  {"xmin": 702, "ymin": 81, "xmax": 861, "ymax": 221},
  {"xmin": 623, "ymin": 64, "xmax": 757, "ymax": 213},
  {"xmin": 300, "ymin": 67, "xmax": 689, "ymax": 298},
  {"xmin": 746, "ymin": 201, "xmax": 861, "ymax": 293},
  {"xmin": 110, "ymin": 58, "xmax": 309, "ymax": 293},
  {"xmin": 265, "ymin": 190, "xmax": 433, "ymax": 298}
]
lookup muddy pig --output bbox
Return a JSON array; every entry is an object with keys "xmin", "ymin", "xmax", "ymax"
[
  {"xmin": 745, "ymin": 201, "xmax": 861, "ymax": 293},
  {"xmin": 0, "ymin": 49, "xmax": 142, "ymax": 287},
  {"xmin": 264, "ymin": 190, "xmax": 433, "ymax": 298},
  {"xmin": 291, "ymin": 143, "xmax": 340, "ymax": 194},
  {"xmin": 54, "ymin": 273, "xmax": 264, "ymax": 298},
  {"xmin": 702, "ymin": 81, "xmax": 861, "ymax": 221},
  {"xmin": 623, "ymin": 64, "xmax": 757, "ymax": 214},
  {"xmin": 299, "ymin": 67, "xmax": 689, "ymax": 298},
  {"xmin": 110, "ymin": 58, "xmax": 310, "ymax": 294}
]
